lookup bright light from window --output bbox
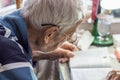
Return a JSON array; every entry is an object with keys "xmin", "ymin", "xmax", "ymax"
[
  {"xmin": 101, "ymin": 0, "xmax": 120, "ymax": 10},
  {"xmin": 0, "ymin": 0, "xmax": 15, "ymax": 9},
  {"xmin": 0, "ymin": 0, "xmax": 16, "ymax": 16}
]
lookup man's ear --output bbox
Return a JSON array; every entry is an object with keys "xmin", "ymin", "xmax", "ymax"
[{"xmin": 44, "ymin": 27, "xmax": 59, "ymax": 44}]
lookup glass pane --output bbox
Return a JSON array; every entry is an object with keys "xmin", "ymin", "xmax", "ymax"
[
  {"xmin": 0, "ymin": 0, "xmax": 15, "ymax": 9},
  {"xmin": 112, "ymin": 9, "xmax": 120, "ymax": 18}
]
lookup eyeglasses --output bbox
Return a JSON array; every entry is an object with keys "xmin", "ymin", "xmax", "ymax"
[
  {"xmin": 63, "ymin": 32, "xmax": 77, "ymax": 43},
  {"xmin": 41, "ymin": 23, "xmax": 58, "ymax": 27}
]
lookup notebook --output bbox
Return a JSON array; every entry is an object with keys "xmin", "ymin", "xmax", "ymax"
[
  {"xmin": 69, "ymin": 47, "xmax": 112, "ymax": 80},
  {"xmin": 69, "ymin": 47, "xmax": 111, "ymax": 68}
]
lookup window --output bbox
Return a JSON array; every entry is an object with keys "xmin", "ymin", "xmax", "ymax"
[
  {"xmin": 0, "ymin": 0, "xmax": 15, "ymax": 9},
  {"xmin": 0, "ymin": 0, "xmax": 16, "ymax": 16},
  {"xmin": 112, "ymin": 9, "xmax": 120, "ymax": 18}
]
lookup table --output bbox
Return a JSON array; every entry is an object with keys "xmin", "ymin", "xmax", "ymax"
[{"xmin": 60, "ymin": 45, "xmax": 120, "ymax": 80}]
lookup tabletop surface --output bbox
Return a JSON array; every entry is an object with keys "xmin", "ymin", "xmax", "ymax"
[{"xmin": 60, "ymin": 45, "xmax": 120, "ymax": 80}]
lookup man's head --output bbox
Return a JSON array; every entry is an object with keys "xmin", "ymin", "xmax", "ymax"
[{"xmin": 22, "ymin": 0, "xmax": 83, "ymax": 52}]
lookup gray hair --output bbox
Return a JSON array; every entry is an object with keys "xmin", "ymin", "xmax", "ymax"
[{"xmin": 22, "ymin": 0, "xmax": 83, "ymax": 29}]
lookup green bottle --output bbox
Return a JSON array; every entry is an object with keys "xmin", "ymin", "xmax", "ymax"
[
  {"xmin": 91, "ymin": 0, "xmax": 113, "ymax": 46},
  {"xmin": 91, "ymin": 0, "xmax": 101, "ymax": 45},
  {"xmin": 92, "ymin": 18, "xmax": 100, "ymax": 45},
  {"xmin": 92, "ymin": 18, "xmax": 99, "ymax": 37}
]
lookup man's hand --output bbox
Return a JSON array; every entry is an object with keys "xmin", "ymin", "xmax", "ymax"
[
  {"xmin": 53, "ymin": 41, "xmax": 78, "ymax": 63},
  {"xmin": 32, "ymin": 41, "xmax": 78, "ymax": 61},
  {"xmin": 60, "ymin": 41, "xmax": 78, "ymax": 51},
  {"xmin": 32, "ymin": 46, "xmax": 75, "ymax": 61}
]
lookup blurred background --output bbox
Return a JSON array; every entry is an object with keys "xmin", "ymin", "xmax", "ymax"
[{"xmin": 0, "ymin": 0, "xmax": 15, "ymax": 8}]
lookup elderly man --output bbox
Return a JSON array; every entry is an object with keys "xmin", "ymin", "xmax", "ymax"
[{"xmin": 0, "ymin": 0, "xmax": 83, "ymax": 80}]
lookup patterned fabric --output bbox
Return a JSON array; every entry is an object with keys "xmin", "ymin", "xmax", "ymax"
[{"xmin": 0, "ymin": 10, "xmax": 37, "ymax": 80}]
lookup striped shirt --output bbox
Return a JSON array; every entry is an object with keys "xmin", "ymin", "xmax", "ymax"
[{"xmin": 0, "ymin": 9, "xmax": 37, "ymax": 80}]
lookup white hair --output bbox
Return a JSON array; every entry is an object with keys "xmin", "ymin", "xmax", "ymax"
[{"xmin": 22, "ymin": 0, "xmax": 83, "ymax": 29}]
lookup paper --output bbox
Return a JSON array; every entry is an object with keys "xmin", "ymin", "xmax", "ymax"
[
  {"xmin": 71, "ymin": 68, "xmax": 112, "ymax": 80},
  {"xmin": 69, "ymin": 47, "xmax": 112, "ymax": 80},
  {"xmin": 77, "ymin": 31, "xmax": 94, "ymax": 50},
  {"xmin": 113, "ymin": 34, "xmax": 120, "ymax": 47},
  {"xmin": 69, "ymin": 47, "xmax": 111, "ymax": 68}
]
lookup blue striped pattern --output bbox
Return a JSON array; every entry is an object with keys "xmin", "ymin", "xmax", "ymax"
[
  {"xmin": 0, "ymin": 62, "xmax": 37, "ymax": 80},
  {"xmin": 0, "ymin": 10, "xmax": 37, "ymax": 80}
]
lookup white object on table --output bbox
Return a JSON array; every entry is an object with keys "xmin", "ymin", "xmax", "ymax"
[
  {"xmin": 77, "ymin": 30, "xmax": 94, "ymax": 50},
  {"xmin": 69, "ymin": 47, "xmax": 112, "ymax": 80},
  {"xmin": 113, "ymin": 34, "xmax": 120, "ymax": 47},
  {"xmin": 69, "ymin": 47, "xmax": 111, "ymax": 68}
]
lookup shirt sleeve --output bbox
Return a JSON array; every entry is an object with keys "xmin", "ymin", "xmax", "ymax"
[{"xmin": 0, "ymin": 23, "xmax": 37, "ymax": 80}]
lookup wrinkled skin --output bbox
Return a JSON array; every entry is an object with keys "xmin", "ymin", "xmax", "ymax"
[
  {"xmin": 27, "ymin": 20, "xmax": 82, "ymax": 80},
  {"xmin": 27, "ymin": 20, "xmax": 82, "ymax": 60},
  {"xmin": 36, "ymin": 20, "xmax": 81, "ymax": 50}
]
